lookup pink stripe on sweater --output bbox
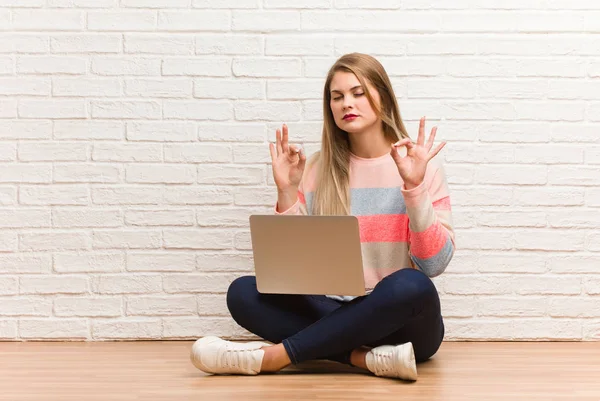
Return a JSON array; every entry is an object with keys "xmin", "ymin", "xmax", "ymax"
[
  {"xmin": 358, "ymin": 214, "xmax": 409, "ymax": 243},
  {"xmin": 409, "ymin": 222, "xmax": 449, "ymax": 259},
  {"xmin": 433, "ymin": 196, "xmax": 451, "ymax": 210}
]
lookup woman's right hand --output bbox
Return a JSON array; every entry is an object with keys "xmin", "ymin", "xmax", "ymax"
[{"xmin": 269, "ymin": 124, "xmax": 306, "ymax": 194}]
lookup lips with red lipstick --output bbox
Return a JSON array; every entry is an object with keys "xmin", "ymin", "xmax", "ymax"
[{"xmin": 343, "ymin": 113, "xmax": 358, "ymax": 121}]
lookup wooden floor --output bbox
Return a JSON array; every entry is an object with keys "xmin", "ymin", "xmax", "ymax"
[{"xmin": 1, "ymin": 341, "xmax": 599, "ymax": 401}]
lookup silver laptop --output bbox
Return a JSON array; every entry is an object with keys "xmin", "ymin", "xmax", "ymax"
[{"xmin": 249, "ymin": 215, "xmax": 366, "ymax": 296}]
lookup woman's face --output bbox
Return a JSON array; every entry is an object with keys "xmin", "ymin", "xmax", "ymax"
[{"xmin": 329, "ymin": 71, "xmax": 381, "ymax": 135}]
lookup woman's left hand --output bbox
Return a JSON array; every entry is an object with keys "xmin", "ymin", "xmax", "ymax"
[{"xmin": 390, "ymin": 116, "xmax": 446, "ymax": 190}]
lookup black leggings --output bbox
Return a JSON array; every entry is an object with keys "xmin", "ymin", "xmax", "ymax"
[{"xmin": 226, "ymin": 268, "xmax": 445, "ymax": 365}]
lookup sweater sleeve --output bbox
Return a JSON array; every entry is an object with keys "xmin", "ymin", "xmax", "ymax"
[{"xmin": 401, "ymin": 159, "xmax": 455, "ymax": 277}]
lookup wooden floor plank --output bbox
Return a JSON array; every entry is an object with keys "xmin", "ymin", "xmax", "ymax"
[{"xmin": 0, "ymin": 341, "xmax": 598, "ymax": 401}]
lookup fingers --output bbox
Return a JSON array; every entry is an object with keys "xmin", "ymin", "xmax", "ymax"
[
  {"xmin": 393, "ymin": 138, "xmax": 413, "ymax": 148},
  {"xmin": 282, "ymin": 124, "xmax": 289, "ymax": 155},
  {"xmin": 416, "ymin": 116, "xmax": 426, "ymax": 146},
  {"xmin": 297, "ymin": 148, "xmax": 307, "ymax": 171},
  {"xmin": 275, "ymin": 128, "xmax": 283, "ymax": 155},
  {"xmin": 428, "ymin": 141, "xmax": 447, "ymax": 161},
  {"xmin": 426, "ymin": 126, "xmax": 437, "ymax": 151},
  {"xmin": 269, "ymin": 142, "xmax": 277, "ymax": 163}
]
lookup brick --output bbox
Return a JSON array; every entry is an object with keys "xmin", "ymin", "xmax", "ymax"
[
  {"xmin": 52, "ymin": 208, "xmax": 122, "ymax": 228},
  {"xmin": 0, "ymin": 298, "xmax": 52, "ymax": 317},
  {"xmin": 517, "ymin": 58, "xmax": 585, "ymax": 77},
  {"xmin": 53, "ymin": 78, "xmax": 122, "ymax": 97},
  {"xmin": 444, "ymin": 143, "xmax": 514, "ymax": 164},
  {"xmin": 127, "ymin": 122, "xmax": 196, "ymax": 142},
  {"xmin": 234, "ymin": 187, "xmax": 276, "ymax": 206},
  {"xmin": 516, "ymin": 102, "xmax": 585, "ymax": 121},
  {"xmin": 162, "ymin": 58, "xmax": 230, "ymax": 77},
  {"xmin": 163, "ymin": 100, "xmax": 232, "ymax": 120},
  {"xmin": 0, "ymin": 277, "xmax": 18, "ymax": 296},
  {"xmin": 162, "ymin": 317, "xmax": 253, "ymax": 339},
  {"xmin": 193, "ymin": 0, "xmax": 258, "ymax": 7},
  {"xmin": 197, "ymin": 164, "xmax": 264, "ymax": 185},
  {"xmin": 127, "ymin": 253, "xmax": 196, "ymax": 272},
  {"xmin": 0, "ymin": 56, "xmax": 13, "ymax": 75},
  {"xmin": 54, "ymin": 297, "xmax": 122, "ymax": 317},
  {"xmin": 197, "ymin": 294, "xmax": 229, "ymax": 316},
  {"xmin": 0, "ymin": 254, "xmax": 51, "ymax": 274},
  {"xmin": 20, "ymin": 319, "xmax": 88, "ymax": 340},
  {"xmin": 266, "ymin": 36, "xmax": 332, "ymax": 56},
  {"xmin": 92, "ymin": 56, "xmax": 161, "ymax": 76},
  {"xmin": 18, "ymin": 142, "xmax": 88, "ymax": 162},
  {"xmin": 88, "ymin": 11, "xmax": 157, "ymax": 31},
  {"xmin": 158, "ymin": 11, "xmax": 229, "ymax": 31},
  {"xmin": 515, "ymin": 230, "xmax": 585, "ymax": 251},
  {"xmin": 441, "ymin": 101, "xmax": 516, "ymax": 120},
  {"xmin": 17, "ymin": 56, "xmax": 86, "ymax": 74},
  {"xmin": 478, "ymin": 297, "xmax": 548, "ymax": 317},
  {"xmin": 478, "ymin": 211, "xmax": 546, "ymax": 228},
  {"xmin": 235, "ymin": 101, "xmax": 301, "ymax": 121},
  {"xmin": 515, "ymin": 145, "xmax": 584, "ymax": 164},
  {"xmin": 232, "ymin": 11, "xmax": 300, "ymax": 31},
  {"xmin": 233, "ymin": 144, "xmax": 271, "ymax": 164},
  {"xmin": 480, "ymin": 79, "xmax": 548, "ymax": 99},
  {"xmin": 126, "ymin": 296, "xmax": 196, "ymax": 316},
  {"xmin": 447, "ymin": 58, "xmax": 518, "ymax": 77},
  {"xmin": 0, "ymin": 320, "xmax": 16, "ymax": 339},
  {"xmin": 20, "ymin": 232, "xmax": 91, "ymax": 251},
  {"xmin": 514, "ymin": 187, "xmax": 584, "ymax": 206},
  {"xmin": 164, "ymin": 143, "xmax": 231, "ymax": 163},
  {"xmin": 19, "ymin": 185, "xmax": 88, "ymax": 205},
  {"xmin": 48, "ymin": 0, "xmax": 116, "ymax": 6},
  {"xmin": 54, "ymin": 253, "xmax": 124, "ymax": 273},
  {"xmin": 125, "ymin": 78, "xmax": 192, "ymax": 98},
  {"xmin": 302, "ymin": 11, "xmax": 438, "ymax": 31},
  {"xmin": 444, "ymin": 275, "xmax": 513, "ymax": 295},
  {"xmin": 588, "ymin": 233, "xmax": 600, "ymax": 251},
  {"xmin": 458, "ymin": 230, "xmax": 513, "ymax": 250},
  {"xmin": 0, "ymin": 164, "xmax": 51, "ymax": 184},
  {"xmin": 194, "ymin": 79, "xmax": 264, "ymax": 99},
  {"xmin": 92, "ymin": 143, "xmax": 162, "ymax": 162},
  {"xmin": 587, "ymin": 188, "xmax": 600, "ymax": 207},
  {"xmin": 51, "ymin": 34, "xmax": 121, "ymax": 53},
  {"xmin": 163, "ymin": 273, "xmax": 239, "ymax": 293},
  {"xmin": 163, "ymin": 229, "xmax": 232, "ymax": 250},
  {"xmin": 584, "ymin": 277, "xmax": 600, "ymax": 295},
  {"xmin": 122, "ymin": 0, "xmax": 189, "ymax": 7},
  {"xmin": 19, "ymin": 100, "xmax": 86, "ymax": 119},
  {"xmin": 477, "ymin": 253, "xmax": 548, "ymax": 274},
  {"xmin": 164, "ymin": 186, "xmax": 232, "ymax": 205},
  {"xmin": 93, "ymin": 230, "xmax": 162, "ymax": 249},
  {"xmin": 0, "ymin": 99, "xmax": 18, "ymax": 118},
  {"xmin": 266, "ymin": 80, "xmax": 322, "ymax": 100},
  {"xmin": 0, "ymin": 34, "xmax": 48, "ymax": 54},
  {"xmin": 125, "ymin": 209, "xmax": 195, "ymax": 226},
  {"xmin": 439, "ymin": 296, "xmax": 475, "ymax": 317},
  {"xmin": 13, "ymin": 10, "xmax": 83, "ymax": 31},
  {"xmin": 199, "ymin": 123, "xmax": 266, "ymax": 142},
  {"xmin": 0, "ymin": 143, "xmax": 16, "ymax": 161},
  {"xmin": 124, "ymin": 34, "xmax": 194, "ymax": 55},
  {"xmin": 197, "ymin": 206, "xmax": 270, "ymax": 227},
  {"xmin": 233, "ymin": 58, "xmax": 301, "ymax": 77},
  {"xmin": 0, "ymin": 187, "xmax": 15, "ymax": 206},
  {"xmin": 20, "ymin": 275, "xmax": 88, "ymax": 295},
  {"xmin": 549, "ymin": 166, "xmax": 600, "ymax": 186},
  {"xmin": 516, "ymin": 276, "xmax": 581, "ymax": 295},
  {"xmin": 54, "ymin": 164, "xmax": 121, "ymax": 184},
  {"xmin": 126, "ymin": 164, "xmax": 195, "ymax": 184},
  {"xmin": 91, "ymin": 274, "xmax": 162, "ymax": 294},
  {"xmin": 549, "ymin": 297, "xmax": 600, "ymax": 318},
  {"xmin": 92, "ymin": 319, "xmax": 161, "ymax": 339},
  {"xmin": 586, "ymin": 146, "xmax": 600, "ymax": 164},
  {"xmin": 0, "ymin": 78, "xmax": 50, "ymax": 96},
  {"xmin": 91, "ymin": 101, "xmax": 161, "ymax": 119},
  {"xmin": 92, "ymin": 186, "xmax": 163, "ymax": 205},
  {"xmin": 54, "ymin": 121, "xmax": 124, "ymax": 140},
  {"xmin": 234, "ymin": 230, "xmax": 251, "ymax": 250},
  {"xmin": 476, "ymin": 165, "xmax": 547, "ymax": 185},
  {"xmin": 195, "ymin": 35, "xmax": 262, "ymax": 55},
  {"xmin": 196, "ymin": 253, "xmax": 254, "ymax": 272},
  {"xmin": 548, "ymin": 210, "xmax": 600, "ymax": 228},
  {"xmin": 0, "ymin": 209, "xmax": 50, "ymax": 228},
  {"xmin": 264, "ymin": 0, "xmax": 329, "ymax": 7}
]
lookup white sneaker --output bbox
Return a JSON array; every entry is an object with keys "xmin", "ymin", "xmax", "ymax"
[
  {"xmin": 365, "ymin": 342, "xmax": 418, "ymax": 381},
  {"xmin": 190, "ymin": 336, "xmax": 271, "ymax": 375}
]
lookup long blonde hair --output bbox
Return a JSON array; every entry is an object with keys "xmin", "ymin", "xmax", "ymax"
[{"xmin": 310, "ymin": 53, "xmax": 410, "ymax": 215}]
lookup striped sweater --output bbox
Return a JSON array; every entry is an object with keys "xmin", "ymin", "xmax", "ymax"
[{"xmin": 275, "ymin": 151, "xmax": 455, "ymax": 297}]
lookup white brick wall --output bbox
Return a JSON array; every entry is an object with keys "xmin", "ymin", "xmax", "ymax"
[{"xmin": 0, "ymin": 2, "xmax": 598, "ymax": 342}]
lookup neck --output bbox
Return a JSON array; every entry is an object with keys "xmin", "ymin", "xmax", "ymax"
[{"xmin": 347, "ymin": 123, "xmax": 390, "ymax": 158}]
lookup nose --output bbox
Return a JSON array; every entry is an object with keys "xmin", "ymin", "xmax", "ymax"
[{"xmin": 342, "ymin": 96, "xmax": 353, "ymax": 111}]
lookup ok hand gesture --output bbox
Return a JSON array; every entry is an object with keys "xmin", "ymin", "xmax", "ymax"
[
  {"xmin": 269, "ymin": 124, "xmax": 306, "ymax": 194},
  {"xmin": 390, "ymin": 117, "xmax": 446, "ymax": 190}
]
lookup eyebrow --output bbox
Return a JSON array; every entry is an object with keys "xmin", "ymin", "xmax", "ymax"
[{"xmin": 330, "ymin": 85, "xmax": 363, "ymax": 94}]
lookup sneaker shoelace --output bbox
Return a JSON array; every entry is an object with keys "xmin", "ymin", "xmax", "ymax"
[
  {"xmin": 218, "ymin": 343, "xmax": 255, "ymax": 372},
  {"xmin": 372, "ymin": 348, "xmax": 394, "ymax": 375}
]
